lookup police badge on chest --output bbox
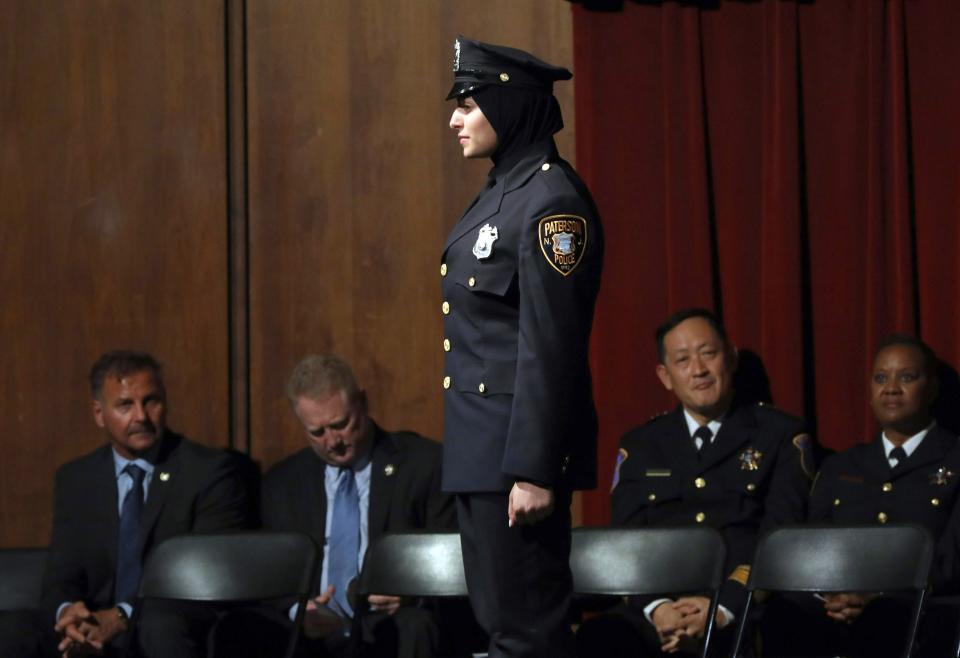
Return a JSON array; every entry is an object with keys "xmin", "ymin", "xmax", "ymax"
[{"xmin": 473, "ymin": 224, "xmax": 499, "ymax": 260}]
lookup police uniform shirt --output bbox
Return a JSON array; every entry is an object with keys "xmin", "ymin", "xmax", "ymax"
[
  {"xmin": 642, "ymin": 411, "xmax": 732, "ymax": 624},
  {"xmin": 881, "ymin": 424, "xmax": 929, "ymax": 468}
]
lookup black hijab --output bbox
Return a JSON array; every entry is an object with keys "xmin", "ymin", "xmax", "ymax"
[{"xmin": 473, "ymin": 85, "xmax": 564, "ymax": 169}]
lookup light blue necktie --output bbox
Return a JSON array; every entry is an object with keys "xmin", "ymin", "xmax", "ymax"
[
  {"xmin": 115, "ymin": 464, "xmax": 146, "ymax": 604},
  {"xmin": 327, "ymin": 467, "xmax": 360, "ymax": 617}
]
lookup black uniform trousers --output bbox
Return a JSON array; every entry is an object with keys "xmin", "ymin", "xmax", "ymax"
[{"xmin": 456, "ymin": 490, "xmax": 574, "ymax": 658}]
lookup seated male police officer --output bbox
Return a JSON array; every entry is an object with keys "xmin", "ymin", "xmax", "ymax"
[
  {"xmin": 577, "ymin": 308, "xmax": 814, "ymax": 657},
  {"xmin": 761, "ymin": 335, "xmax": 960, "ymax": 658}
]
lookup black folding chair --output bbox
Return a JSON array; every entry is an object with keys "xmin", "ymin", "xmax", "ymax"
[
  {"xmin": 0, "ymin": 548, "xmax": 47, "ymax": 610},
  {"xmin": 125, "ymin": 532, "xmax": 318, "ymax": 658},
  {"xmin": 357, "ymin": 532, "xmax": 484, "ymax": 657},
  {"xmin": 731, "ymin": 524, "xmax": 934, "ymax": 658},
  {"xmin": 571, "ymin": 527, "xmax": 727, "ymax": 658},
  {"xmin": 357, "ymin": 531, "xmax": 468, "ymax": 599}
]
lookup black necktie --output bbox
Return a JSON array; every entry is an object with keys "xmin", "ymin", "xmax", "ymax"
[
  {"xmin": 889, "ymin": 446, "xmax": 908, "ymax": 469},
  {"xmin": 693, "ymin": 426, "xmax": 713, "ymax": 452},
  {"xmin": 116, "ymin": 464, "xmax": 146, "ymax": 604}
]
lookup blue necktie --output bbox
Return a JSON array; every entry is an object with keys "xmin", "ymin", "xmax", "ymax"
[
  {"xmin": 328, "ymin": 468, "xmax": 360, "ymax": 617},
  {"xmin": 115, "ymin": 464, "xmax": 146, "ymax": 604}
]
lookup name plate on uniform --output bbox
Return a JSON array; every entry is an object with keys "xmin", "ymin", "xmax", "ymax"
[{"xmin": 645, "ymin": 469, "xmax": 671, "ymax": 477}]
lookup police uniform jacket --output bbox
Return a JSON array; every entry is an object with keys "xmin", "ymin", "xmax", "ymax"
[
  {"xmin": 809, "ymin": 423, "xmax": 960, "ymax": 592},
  {"xmin": 440, "ymin": 137, "xmax": 603, "ymax": 493},
  {"xmin": 611, "ymin": 401, "xmax": 814, "ymax": 614}
]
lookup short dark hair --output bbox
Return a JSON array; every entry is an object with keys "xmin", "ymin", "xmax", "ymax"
[
  {"xmin": 874, "ymin": 334, "xmax": 938, "ymax": 377},
  {"xmin": 655, "ymin": 308, "xmax": 728, "ymax": 364},
  {"xmin": 89, "ymin": 351, "xmax": 163, "ymax": 399}
]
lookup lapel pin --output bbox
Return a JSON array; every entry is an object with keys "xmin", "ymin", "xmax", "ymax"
[
  {"xmin": 930, "ymin": 467, "xmax": 954, "ymax": 486},
  {"xmin": 159, "ymin": 472, "xmax": 171, "ymax": 482},
  {"xmin": 738, "ymin": 448, "xmax": 763, "ymax": 471},
  {"xmin": 384, "ymin": 464, "xmax": 395, "ymax": 477}
]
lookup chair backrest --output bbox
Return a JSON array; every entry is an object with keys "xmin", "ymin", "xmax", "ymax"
[
  {"xmin": 0, "ymin": 548, "xmax": 47, "ymax": 610},
  {"xmin": 357, "ymin": 532, "xmax": 467, "ymax": 598},
  {"xmin": 138, "ymin": 531, "xmax": 318, "ymax": 602},
  {"xmin": 747, "ymin": 524, "xmax": 934, "ymax": 593},
  {"xmin": 570, "ymin": 527, "xmax": 726, "ymax": 596},
  {"xmin": 731, "ymin": 524, "xmax": 934, "ymax": 658}
]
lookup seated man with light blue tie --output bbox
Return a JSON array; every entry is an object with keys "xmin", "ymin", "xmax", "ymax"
[
  {"xmin": 40, "ymin": 350, "xmax": 252, "ymax": 657},
  {"xmin": 255, "ymin": 354, "xmax": 458, "ymax": 658}
]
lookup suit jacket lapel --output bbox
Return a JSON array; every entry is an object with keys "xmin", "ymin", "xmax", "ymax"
[
  {"xmin": 443, "ymin": 178, "xmax": 505, "ymax": 251},
  {"xmin": 855, "ymin": 438, "xmax": 894, "ymax": 481},
  {"xmin": 698, "ymin": 404, "xmax": 753, "ymax": 472},
  {"xmin": 368, "ymin": 427, "xmax": 399, "ymax": 544},
  {"xmin": 891, "ymin": 425, "xmax": 955, "ymax": 479},
  {"xmin": 308, "ymin": 455, "xmax": 328, "ymax": 554},
  {"xmin": 656, "ymin": 408, "xmax": 700, "ymax": 476},
  {"xmin": 94, "ymin": 446, "xmax": 121, "ymax": 569},
  {"xmin": 139, "ymin": 433, "xmax": 181, "ymax": 553}
]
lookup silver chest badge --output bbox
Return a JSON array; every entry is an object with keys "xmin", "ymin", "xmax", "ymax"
[{"xmin": 472, "ymin": 224, "xmax": 499, "ymax": 260}]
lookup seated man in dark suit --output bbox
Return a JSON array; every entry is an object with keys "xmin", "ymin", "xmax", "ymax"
[
  {"xmin": 41, "ymin": 350, "xmax": 251, "ymax": 657},
  {"xmin": 577, "ymin": 308, "xmax": 815, "ymax": 657},
  {"xmin": 761, "ymin": 334, "xmax": 960, "ymax": 657},
  {"xmin": 225, "ymin": 354, "xmax": 459, "ymax": 658}
]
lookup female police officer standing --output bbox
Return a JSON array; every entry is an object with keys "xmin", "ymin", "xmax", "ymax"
[{"xmin": 440, "ymin": 37, "xmax": 604, "ymax": 657}]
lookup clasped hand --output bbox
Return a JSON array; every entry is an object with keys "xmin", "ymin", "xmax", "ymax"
[
  {"xmin": 302, "ymin": 585, "xmax": 404, "ymax": 640},
  {"xmin": 821, "ymin": 591, "xmax": 878, "ymax": 624},
  {"xmin": 55, "ymin": 601, "xmax": 127, "ymax": 657},
  {"xmin": 651, "ymin": 596, "xmax": 729, "ymax": 654}
]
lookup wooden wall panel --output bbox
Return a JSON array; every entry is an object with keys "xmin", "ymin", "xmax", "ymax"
[
  {"xmin": 246, "ymin": 1, "xmax": 576, "ymax": 466},
  {"xmin": 0, "ymin": 2, "xmax": 229, "ymax": 546}
]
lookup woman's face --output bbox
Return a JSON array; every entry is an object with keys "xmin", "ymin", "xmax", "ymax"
[
  {"xmin": 450, "ymin": 96, "xmax": 498, "ymax": 159},
  {"xmin": 870, "ymin": 344, "xmax": 936, "ymax": 431}
]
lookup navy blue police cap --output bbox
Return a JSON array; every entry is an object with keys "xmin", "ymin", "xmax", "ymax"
[{"xmin": 446, "ymin": 36, "xmax": 573, "ymax": 100}]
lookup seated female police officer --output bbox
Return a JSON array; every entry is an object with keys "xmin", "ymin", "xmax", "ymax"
[
  {"xmin": 440, "ymin": 37, "xmax": 603, "ymax": 658},
  {"xmin": 761, "ymin": 334, "xmax": 960, "ymax": 657}
]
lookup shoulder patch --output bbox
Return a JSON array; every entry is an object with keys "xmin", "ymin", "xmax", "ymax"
[
  {"xmin": 538, "ymin": 214, "xmax": 587, "ymax": 276},
  {"xmin": 611, "ymin": 447, "xmax": 629, "ymax": 492},
  {"xmin": 792, "ymin": 433, "xmax": 815, "ymax": 479}
]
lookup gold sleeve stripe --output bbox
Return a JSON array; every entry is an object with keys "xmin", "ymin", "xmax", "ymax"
[{"xmin": 728, "ymin": 564, "xmax": 751, "ymax": 586}]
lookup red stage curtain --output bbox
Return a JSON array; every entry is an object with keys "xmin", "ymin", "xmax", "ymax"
[{"xmin": 572, "ymin": 0, "xmax": 960, "ymax": 526}]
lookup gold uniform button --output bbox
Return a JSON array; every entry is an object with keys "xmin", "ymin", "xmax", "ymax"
[
  {"xmin": 648, "ymin": 493, "xmax": 656, "ymax": 502},
  {"xmin": 541, "ymin": 163, "xmax": 551, "ymax": 172},
  {"xmin": 442, "ymin": 376, "xmax": 451, "ymax": 389},
  {"xmin": 746, "ymin": 483, "xmax": 756, "ymax": 492},
  {"xmin": 500, "ymin": 72, "xmax": 510, "ymax": 82},
  {"xmin": 468, "ymin": 276, "xmax": 476, "ymax": 287},
  {"xmin": 932, "ymin": 498, "xmax": 941, "ymax": 507},
  {"xmin": 882, "ymin": 482, "xmax": 893, "ymax": 492},
  {"xmin": 443, "ymin": 338, "xmax": 451, "ymax": 352},
  {"xmin": 833, "ymin": 498, "xmax": 841, "ymax": 506},
  {"xmin": 877, "ymin": 512, "xmax": 888, "ymax": 524},
  {"xmin": 440, "ymin": 263, "xmax": 447, "ymax": 277},
  {"xmin": 695, "ymin": 512, "xmax": 706, "ymax": 523},
  {"xmin": 694, "ymin": 477, "xmax": 706, "ymax": 489},
  {"xmin": 478, "ymin": 382, "xmax": 486, "ymax": 394},
  {"xmin": 442, "ymin": 301, "xmax": 450, "ymax": 315}
]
